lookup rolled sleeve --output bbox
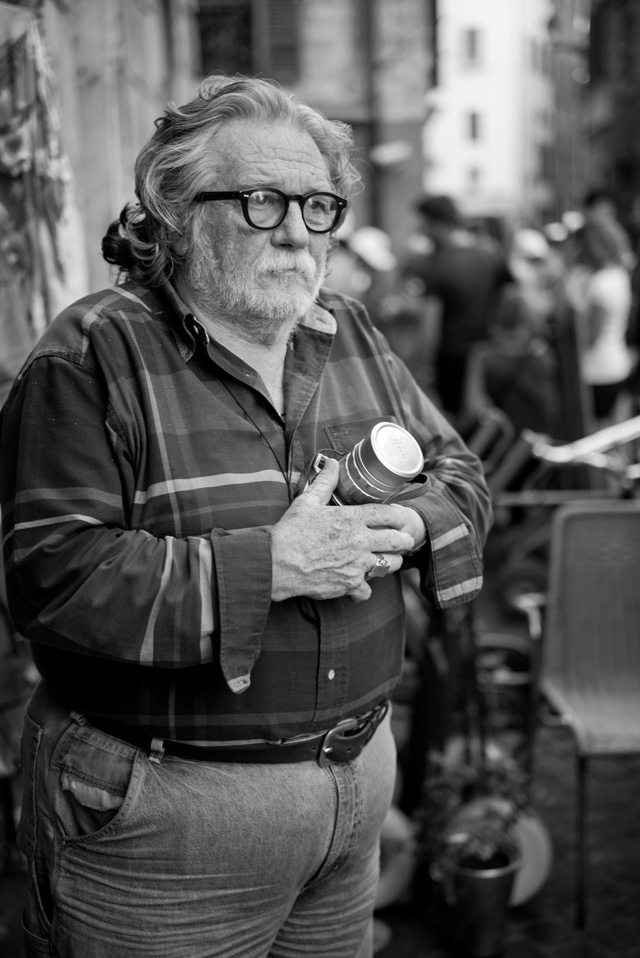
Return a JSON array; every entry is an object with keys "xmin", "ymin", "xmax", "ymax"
[
  {"xmin": 211, "ymin": 527, "xmax": 273, "ymax": 693},
  {"xmin": 407, "ymin": 487, "xmax": 484, "ymax": 607},
  {"xmin": 378, "ymin": 340, "xmax": 492, "ymax": 608}
]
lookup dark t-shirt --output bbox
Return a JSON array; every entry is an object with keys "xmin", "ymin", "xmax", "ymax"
[
  {"xmin": 484, "ymin": 342, "xmax": 560, "ymax": 436},
  {"xmin": 404, "ymin": 244, "xmax": 511, "ymax": 355}
]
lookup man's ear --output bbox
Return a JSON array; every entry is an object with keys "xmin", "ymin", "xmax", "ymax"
[{"xmin": 172, "ymin": 234, "xmax": 190, "ymax": 257}]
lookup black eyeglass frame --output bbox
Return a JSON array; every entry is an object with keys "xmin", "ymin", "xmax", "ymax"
[{"xmin": 192, "ymin": 188, "xmax": 348, "ymax": 234}]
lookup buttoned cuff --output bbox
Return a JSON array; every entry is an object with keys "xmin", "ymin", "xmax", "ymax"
[{"xmin": 403, "ymin": 492, "xmax": 483, "ymax": 607}]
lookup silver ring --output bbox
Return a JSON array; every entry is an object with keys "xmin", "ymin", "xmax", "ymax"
[{"xmin": 366, "ymin": 553, "xmax": 391, "ymax": 580}]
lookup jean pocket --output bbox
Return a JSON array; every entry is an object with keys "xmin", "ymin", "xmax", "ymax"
[
  {"xmin": 22, "ymin": 916, "xmax": 51, "ymax": 957},
  {"xmin": 52, "ymin": 723, "xmax": 141, "ymax": 843}
]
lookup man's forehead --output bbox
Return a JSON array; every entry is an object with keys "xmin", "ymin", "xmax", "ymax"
[{"xmin": 212, "ymin": 119, "xmax": 332, "ymax": 187}]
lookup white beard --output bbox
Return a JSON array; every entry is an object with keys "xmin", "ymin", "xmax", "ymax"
[{"xmin": 187, "ymin": 234, "xmax": 325, "ymax": 346}]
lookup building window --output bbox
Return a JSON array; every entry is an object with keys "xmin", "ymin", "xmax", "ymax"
[
  {"xmin": 257, "ymin": 0, "xmax": 300, "ymax": 83},
  {"xmin": 197, "ymin": 0, "xmax": 300, "ymax": 83},
  {"xmin": 538, "ymin": 143, "xmax": 553, "ymax": 181},
  {"xmin": 589, "ymin": 6, "xmax": 609, "ymax": 82},
  {"xmin": 540, "ymin": 40, "xmax": 551, "ymax": 76},
  {"xmin": 468, "ymin": 166, "xmax": 481, "ymax": 190},
  {"xmin": 467, "ymin": 111, "xmax": 481, "ymax": 141},
  {"xmin": 461, "ymin": 28, "xmax": 481, "ymax": 67},
  {"xmin": 198, "ymin": 0, "xmax": 253, "ymax": 77},
  {"xmin": 621, "ymin": 3, "xmax": 638, "ymax": 87},
  {"xmin": 530, "ymin": 37, "xmax": 540, "ymax": 73}
]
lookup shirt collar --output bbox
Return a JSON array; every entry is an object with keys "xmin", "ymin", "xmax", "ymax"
[
  {"xmin": 150, "ymin": 280, "xmax": 209, "ymax": 361},
  {"xmin": 298, "ymin": 299, "xmax": 337, "ymax": 336},
  {"xmin": 151, "ymin": 279, "xmax": 338, "ymax": 358}
]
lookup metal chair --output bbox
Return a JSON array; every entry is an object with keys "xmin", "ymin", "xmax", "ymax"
[{"xmin": 538, "ymin": 500, "xmax": 640, "ymax": 928}]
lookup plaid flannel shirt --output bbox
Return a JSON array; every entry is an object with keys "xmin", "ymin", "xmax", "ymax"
[{"xmin": 0, "ymin": 280, "xmax": 491, "ymax": 742}]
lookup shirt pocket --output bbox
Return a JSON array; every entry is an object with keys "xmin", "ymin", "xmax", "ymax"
[{"xmin": 324, "ymin": 415, "xmax": 398, "ymax": 455}]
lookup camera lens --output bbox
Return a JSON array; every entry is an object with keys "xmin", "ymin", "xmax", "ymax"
[{"xmin": 333, "ymin": 423, "xmax": 423, "ymax": 505}]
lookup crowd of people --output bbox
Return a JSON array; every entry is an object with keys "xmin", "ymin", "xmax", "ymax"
[{"xmin": 332, "ymin": 188, "xmax": 639, "ymax": 444}]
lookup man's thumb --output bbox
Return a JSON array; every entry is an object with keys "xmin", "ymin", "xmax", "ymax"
[{"xmin": 298, "ymin": 455, "xmax": 340, "ymax": 505}]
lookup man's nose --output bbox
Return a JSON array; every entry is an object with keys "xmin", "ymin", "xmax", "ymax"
[{"xmin": 272, "ymin": 201, "xmax": 309, "ymax": 248}]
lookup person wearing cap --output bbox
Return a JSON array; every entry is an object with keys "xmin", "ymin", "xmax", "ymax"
[
  {"xmin": 0, "ymin": 75, "xmax": 491, "ymax": 958},
  {"xmin": 326, "ymin": 224, "xmax": 398, "ymax": 328},
  {"xmin": 401, "ymin": 194, "xmax": 512, "ymax": 422}
]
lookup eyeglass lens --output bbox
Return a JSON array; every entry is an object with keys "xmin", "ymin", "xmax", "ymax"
[{"xmin": 246, "ymin": 190, "xmax": 340, "ymax": 231}]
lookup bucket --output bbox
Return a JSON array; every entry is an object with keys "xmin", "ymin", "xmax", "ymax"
[
  {"xmin": 440, "ymin": 842, "xmax": 520, "ymax": 957},
  {"xmin": 449, "ymin": 798, "xmax": 553, "ymax": 907}
]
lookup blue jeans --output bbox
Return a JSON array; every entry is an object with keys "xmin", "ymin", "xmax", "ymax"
[{"xmin": 18, "ymin": 682, "xmax": 396, "ymax": 958}]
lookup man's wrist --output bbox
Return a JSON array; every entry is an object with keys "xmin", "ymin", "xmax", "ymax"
[{"xmin": 403, "ymin": 506, "xmax": 428, "ymax": 554}]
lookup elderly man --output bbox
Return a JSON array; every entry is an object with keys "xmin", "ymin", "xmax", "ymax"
[{"xmin": 0, "ymin": 75, "xmax": 491, "ymax": 958}]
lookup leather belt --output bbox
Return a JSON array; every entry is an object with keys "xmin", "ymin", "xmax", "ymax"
[{"xmin": 86, "ymin": 701, "xmax": 389, "ymax": 766}]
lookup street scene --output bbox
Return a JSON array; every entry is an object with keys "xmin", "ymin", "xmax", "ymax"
[{"xmin": 1, "ymin": 1, "xmax": 640, "ymax": 956}]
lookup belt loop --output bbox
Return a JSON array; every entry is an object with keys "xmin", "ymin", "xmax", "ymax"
[{"xmin": 149, "ymin": 738, "xmax": 165, "ymax": 765}]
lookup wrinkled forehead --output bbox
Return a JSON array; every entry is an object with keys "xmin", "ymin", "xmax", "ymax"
[{"xmin": 208, "ymin": 119, "xmax": 333, "ymax": 192}]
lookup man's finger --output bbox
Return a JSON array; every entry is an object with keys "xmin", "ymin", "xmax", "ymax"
[
  {"xmin": 347, "ymin": 581, "xmax": 372, "ymax": 602},
  {"xmin": 297, "ymin": 456, "xmax": 340, "ymax": 506},
  {"xmin": 365, "ymin": 552, "xmax": 404, "ymax": 578}
]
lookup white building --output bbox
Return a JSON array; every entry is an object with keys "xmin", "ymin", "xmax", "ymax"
[{"xmin": 423, "ymin": 0, "xmax": 556, "ymax": 230}]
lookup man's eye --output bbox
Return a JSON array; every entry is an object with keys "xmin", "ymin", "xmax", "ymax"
[
  {"xmin": 251, "ymin": 191, "xmax": 278, "ymax": 208},
  {"xmin": 308, "ymin": 196, "xmax": 332, "ymax": 213}
]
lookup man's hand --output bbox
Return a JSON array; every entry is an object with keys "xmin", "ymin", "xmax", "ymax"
[{"xmin": 269, "ymin": 458, "xmax": 423, "ymax": 603}]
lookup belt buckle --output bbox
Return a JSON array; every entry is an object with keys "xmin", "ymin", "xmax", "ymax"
[{"xmin": 318, "ymin": 717, "xmax": 360, "ymax": 767}]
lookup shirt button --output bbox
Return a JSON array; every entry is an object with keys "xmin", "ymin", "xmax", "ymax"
[{"xmin": 328, "ymin": 669, "xmax": 335, "ymax": 680}]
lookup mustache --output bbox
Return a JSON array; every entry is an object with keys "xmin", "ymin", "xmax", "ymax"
[{"xmin": 254, "ymin": 252, "xmax": 317, "ymax": 278}]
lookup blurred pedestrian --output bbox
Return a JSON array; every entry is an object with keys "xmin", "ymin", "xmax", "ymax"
[
  {"xmin": 507, "ymin": 229, "xmax": 557, "ymax": 333},
  {"xmin": 462, "ymin": 229, "xmax": 561, "ymax": 436},
  {"xmin": 327, "ymin": 227, "xmax": 438, "ymax": 399},
  {"xmin": 583, "ymin": 188, "xmax": 636, "ymax": 272},
  {"xmin": 400, "ymin": 194, "xmax": 512, "ymax": 423},
  {"xmin": 568, "ymin": 222, "xmax": 636, "ymax": 422},
  {"xmin": 326, "ymin": 224, "xmax": 397, "ymax": 324}
]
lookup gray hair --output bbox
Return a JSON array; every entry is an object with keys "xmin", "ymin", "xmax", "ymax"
[{"xmin": 102, "ymin": 74, "xmax": 360, "ymax": 285}]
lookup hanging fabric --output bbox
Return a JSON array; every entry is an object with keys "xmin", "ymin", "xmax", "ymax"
[{"xmin": 0, "ymin": 1, "xmax": 85, "ymax": 405}]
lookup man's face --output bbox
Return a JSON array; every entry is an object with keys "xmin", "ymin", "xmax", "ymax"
[{"xmin": 188, "ymin": 119, "xmax": 333, "ymax": 345}]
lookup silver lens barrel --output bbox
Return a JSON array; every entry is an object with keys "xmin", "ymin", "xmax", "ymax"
[{"xmin": 332, "ymin": 423, "xmax": 423, "ymax": 505}]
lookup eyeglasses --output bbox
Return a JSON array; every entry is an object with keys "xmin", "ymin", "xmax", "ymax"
[{"xmin": 192, "ymin": 188, "xmax": 348, "ymax": 234}]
